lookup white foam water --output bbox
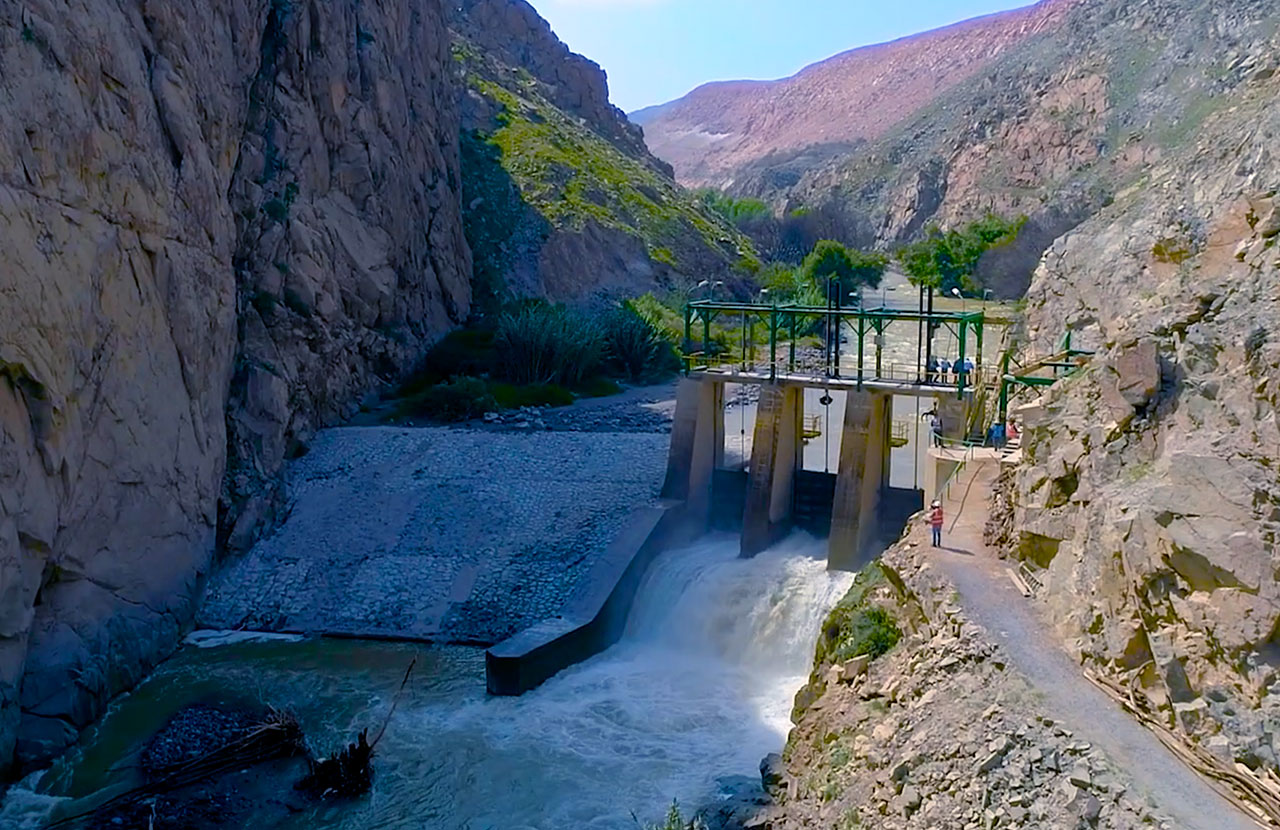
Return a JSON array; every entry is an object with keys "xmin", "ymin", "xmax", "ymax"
[
  {"xmin": 360, "ymin": 533, "xmax": 852, "ymax": 829},
  {"xmin": 0, "ymin": 534, "xmax": 852, "ymax": 830}
]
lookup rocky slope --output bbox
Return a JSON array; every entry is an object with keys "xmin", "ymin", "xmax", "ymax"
[
  {"xmin": 642, "ymin": 0, "xmax": 1278, "ymax": 297},
  {"xmin": 0, "ymin": 0, "xmax": 469, "ymax": 776},
  {"xmin": 450, "ymin": 0, "xmax": 756, "ymax": 307},
  {"xmin": 634, "ymin": 0, "xmax": 1079, "ymax": 191},
  {"xmin": 993, "ymin": 26, "xmax": 1280, "ymax": 800},
  {"xmin": 761, "ymin": 528, "xmax": 1178, "ymax": 829}
]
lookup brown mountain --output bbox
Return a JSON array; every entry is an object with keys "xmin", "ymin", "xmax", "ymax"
[{"xmin": 634, "ymin": 0, "xmax": 1080, "ymax": 189}]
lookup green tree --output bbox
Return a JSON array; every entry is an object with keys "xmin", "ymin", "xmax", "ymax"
[
  {"xmin": 895, "ymin": 214, "xmax": 1025, "ymax": 294},
  {"xmin": 800, "ymin": 240, "xmax": 887, "ymax": 302},
  {"xmin": 694, "ymin": 188, "xmax": 771, "ymax": 227}
]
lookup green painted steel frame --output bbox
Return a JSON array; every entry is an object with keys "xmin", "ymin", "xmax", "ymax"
[{"xmin": 682, "ymin": 300, "xmax": 987, "ymax": 400}]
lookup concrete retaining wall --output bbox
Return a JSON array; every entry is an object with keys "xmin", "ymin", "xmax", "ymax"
[{"xmin": 485, "ymin": 502, "xmax": 700, "ymax": 695}]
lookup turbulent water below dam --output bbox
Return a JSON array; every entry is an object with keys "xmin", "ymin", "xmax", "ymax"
[{"xmin": 2, "ymin": 535, "xmax": 853, "ymax": 829}]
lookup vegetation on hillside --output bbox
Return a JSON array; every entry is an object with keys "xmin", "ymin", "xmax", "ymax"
[
  {"xmin": 452, "ymin": 37, "xmax": 759, "ymax": 305},
  {"xmin": 693, "ymin": 189, "xmax": 865, "ymax": 265},
  {"xmin": 896, "ymin": 214, "xmax": 1026, "ymax": 294},
  {"xmin": 393, "ymin": 301, "xmax": 675, "ymax": 422},
  {"xmin": 694, "ymin": 189, "xmax": 771, "ymax": 227},
  {"xmin": 793, "ymin": 562, "xmax": 902, "ymax": 721}
]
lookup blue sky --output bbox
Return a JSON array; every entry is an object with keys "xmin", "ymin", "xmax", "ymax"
[{"xmin": 527, "ymin": 0, "xmax": 1038, "ymax": 113}]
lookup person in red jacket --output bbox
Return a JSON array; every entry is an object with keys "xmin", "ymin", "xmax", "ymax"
[{"xmin": 928, "ymin": 500, "xmax": 944, "ymax": 547}]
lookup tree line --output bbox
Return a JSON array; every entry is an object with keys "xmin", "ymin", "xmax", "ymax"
[{"xmin": 696, "ymin": 189, "xmax": 1025, "ymax": 302}]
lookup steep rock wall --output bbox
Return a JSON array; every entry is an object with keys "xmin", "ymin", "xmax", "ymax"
[
  {"xmin": 450, "ymin": 0, "xmax": 656, "ymax": 168},
  {"xmin": 449, "ymin": 0, "xmax": 754, "ymax": 307},
  {"xmin": 0, "ymin": 0, "xmax": 468, "ymax": 775},
  {"xmin": 785, "ymin": 0, "xmax": 1279, "ymax": 262},
  {"xmin": 1004, "ymin": 40, "xmax": 1280, "ymax": 772}
]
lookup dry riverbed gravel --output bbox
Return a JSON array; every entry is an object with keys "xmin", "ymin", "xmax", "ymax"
[{"xmin": 200, "ymin": 426, "xmax": 669, "ymax": 643}]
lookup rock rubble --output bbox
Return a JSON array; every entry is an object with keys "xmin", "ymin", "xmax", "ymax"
[{"xmin": 759, "ymin": 527, "xmax": 1176, "ymax": 830}]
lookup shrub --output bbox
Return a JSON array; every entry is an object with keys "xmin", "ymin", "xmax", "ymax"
[
  {"xmin": 396, "ymin": 376, "xmax": 495, "ymax": 422},
  {"xmin": 493, "ymin": 302, "xmax": 604, "ymax": 387},
  {"xmin": 830, "ymin": 606, "xmax": 901, "ymax": 662},
  {"xmin": 603, "ymin": 305, "xmax": 675, "ymax": 380},
  {"xmin": 489, "ymin": 382, "xmax": 574, "ymax": 409},
  {"xmin": 812, "ymin": 564, "xmax": 901, "ymax": 668},
  {"xmin": 578, "ymin": 377, "xmax": 623, "ymax": 398},
  {"xmin": 628, "ymin": 293, "xmax": 685, "ymax": 343},
  {"xmin": 263, "ymin": 198, "xmax": 289, "ymax": 222},
  {"xmin": 646, "ymin": 801, "xmax": 707, "ymax": 830}
]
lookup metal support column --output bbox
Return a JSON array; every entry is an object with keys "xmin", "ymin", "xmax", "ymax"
[
  {"xmin": 683, "ymin": 305, "xmax": 692, "ymax": 375},
  {"xmin": 769, "ymin": 306, "xmax": 778, "ymax": 381},
  {"xmin": 789, "ymin": 311, "xmax": 797, "ymax": 373}
]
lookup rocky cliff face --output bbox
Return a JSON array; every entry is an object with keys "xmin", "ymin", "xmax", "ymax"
[
  {"xmin": 765, "ymin": 528, "xmax": 1179, "ymax": 829},
  {"xmin": 0, "ymin": 0, "xmax": 468, "ymax": 775},
  {"xmin": 998, "ymin": 31, "xmax": 1280, "ymax": 780},
  {"xmin": 642, "ymin": 0, "xmax": 1277, "ymax": 298},
  {"xmin": 450, "ymin": 0, "xmax": 756, "ymax": 307}
]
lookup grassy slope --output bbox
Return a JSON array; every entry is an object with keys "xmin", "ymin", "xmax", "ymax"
[{"xmin": 453, "ymin": 36, "xmax": 759, "ymax": 300}]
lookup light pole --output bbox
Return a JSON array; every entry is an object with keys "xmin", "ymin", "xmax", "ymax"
[{"xmin": 951, "ymin": 286, "xmax": 966, "ymax": 314}]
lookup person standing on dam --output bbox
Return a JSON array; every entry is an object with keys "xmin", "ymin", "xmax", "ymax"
[{"xmin": 928, "ymin": 500, "xmax": 944, "ymax": 547}]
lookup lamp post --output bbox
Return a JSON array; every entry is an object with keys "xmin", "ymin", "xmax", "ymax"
[{"xmin": 951, "ymin": 286, "xmax": 966, "ymax": 315}]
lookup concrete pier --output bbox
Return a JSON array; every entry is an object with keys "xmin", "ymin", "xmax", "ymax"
[
  {"xmin": 662, "ymin": 379, "xmax": 724, "ymax": 513},
  {"xmin": 741, "ymin": 384, "xmax": 802, "ymax": 556},
  {"xmin": 828, "ymin": 391, "xmax": 892, "ymax": 571},
  {"xmin": 665, "ymin": 375, "xmax": 977, "ymax": 570}
]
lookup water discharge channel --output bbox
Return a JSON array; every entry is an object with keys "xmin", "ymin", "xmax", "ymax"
[{"xmin": 3, "ymin": 534, "xmax": 852, "ymax": 829}]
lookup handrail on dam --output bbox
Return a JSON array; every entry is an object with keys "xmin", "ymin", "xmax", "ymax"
[{"xmin": 680, "ymin": 299, "xmax": 991, "ymax": 400}]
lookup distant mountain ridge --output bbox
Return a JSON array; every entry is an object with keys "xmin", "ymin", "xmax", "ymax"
[{"xmin": 635, "ymin": 0, "xmax": 1080, "ymax": 189}]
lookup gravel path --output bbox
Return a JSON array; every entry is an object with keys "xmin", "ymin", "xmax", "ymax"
[
  {"xmin": 932, "ymin": 460, "xmax": 1258, "ymax": 830},
  {"xmin": 200, "ymin": 427, "xmax": 668, "ymax": 644}
]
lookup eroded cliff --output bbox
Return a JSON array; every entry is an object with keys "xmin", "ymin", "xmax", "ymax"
[
  {"xmin": 997, "ymin": 30, "xmax": 1280, "ymax": 783},
  {"xmin": 0, "ymin": 0, "xmax": 469, "ymax": 774}
]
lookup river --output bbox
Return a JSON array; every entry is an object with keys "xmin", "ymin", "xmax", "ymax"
[{"xmin": 2, "ymin": 534, "xmax": 852, "ymax": 829}]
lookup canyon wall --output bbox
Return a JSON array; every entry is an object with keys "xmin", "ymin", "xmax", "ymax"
[
  {"xmin": 0, "ymin": 0, "xmax": 469, "ymax": 774},
  {"xmin": 641, "ymin": 0, "xmax": 1277, "ymax": 298},
  {"xmin": 999, "ymin": 36, "xmax": 1280, "ymax": 774},
  {"xmin": 450, "ymin": 0, "xmax": 755, "ymax": 307}
]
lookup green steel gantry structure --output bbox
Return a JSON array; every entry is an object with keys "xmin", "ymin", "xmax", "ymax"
[
  {"xmin": 681, "ymin": 299, "xmax": 1093, "ymax": 424},
  {"xmin": 681, "ymin": 299, "xmax": 989, "ymax": 399}
]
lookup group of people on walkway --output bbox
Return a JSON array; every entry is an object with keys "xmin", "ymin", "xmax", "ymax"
[{"xmin": 925, "ymin": 355, "xmax": 975, "ymax": 385}]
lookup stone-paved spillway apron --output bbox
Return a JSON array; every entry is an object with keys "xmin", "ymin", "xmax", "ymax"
[{"xmin": 200, "ymin": 427, "xmax": 668, "ymax": 644}]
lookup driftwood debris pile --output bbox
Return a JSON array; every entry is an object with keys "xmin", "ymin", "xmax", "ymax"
[
  {"xmin": 46, "ymin": 657, "xmax": 418, "ymax": 828},
  {"xmin": 300, "ymin": 656, "xmax": 419, "ymax": 799}
]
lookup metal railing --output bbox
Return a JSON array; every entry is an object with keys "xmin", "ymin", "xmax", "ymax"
[{"xmin": 682, "ymin": 300, "xmax": 992, "ymax": 400}]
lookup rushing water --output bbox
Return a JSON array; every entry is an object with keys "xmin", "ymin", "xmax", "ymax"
[{"xmin": 2, "ymin": 534, "xmax": 851, "ymax": 829}]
